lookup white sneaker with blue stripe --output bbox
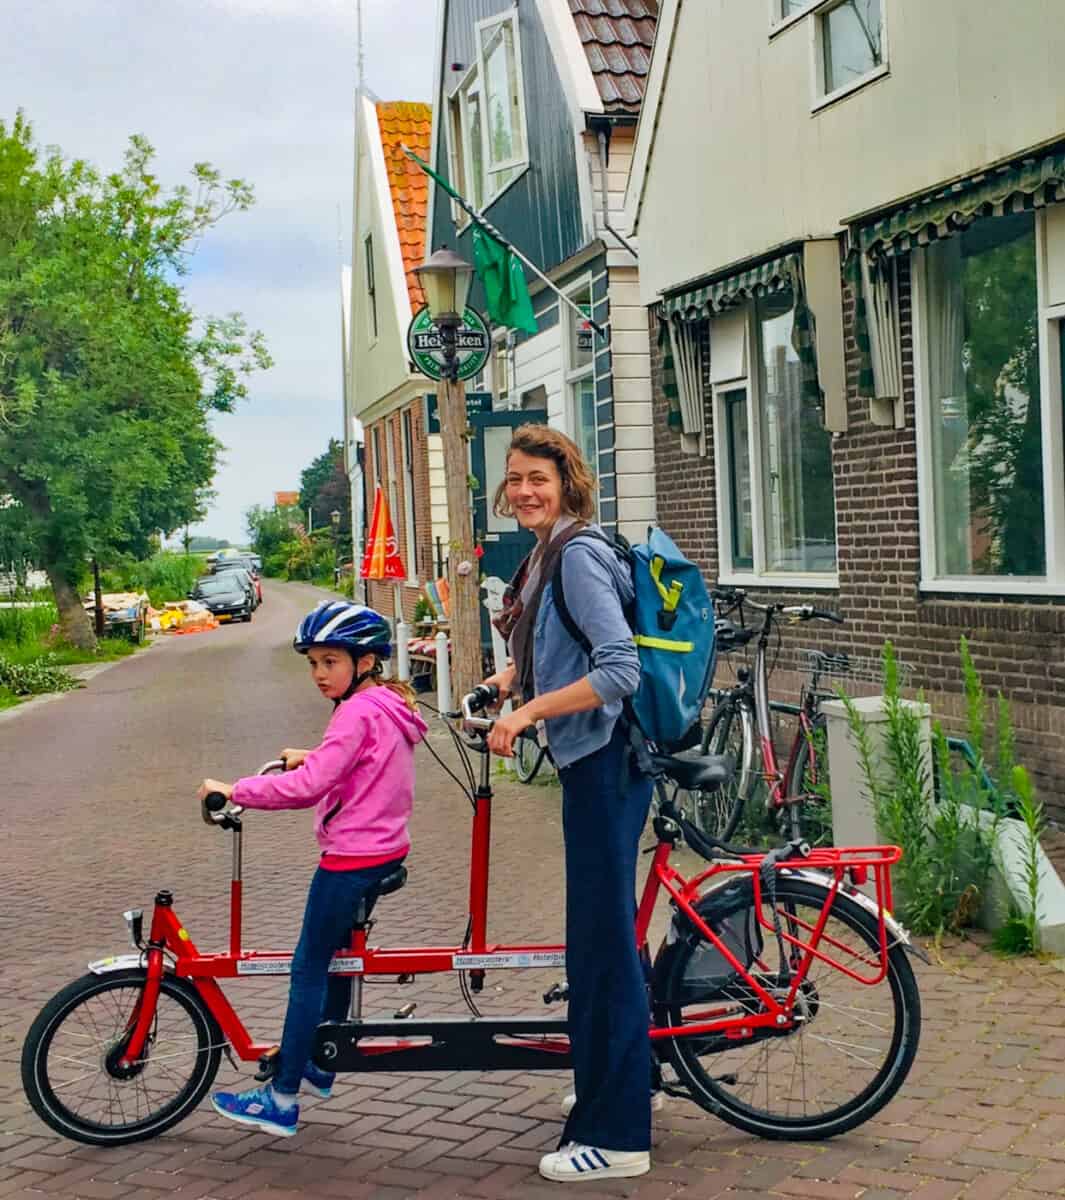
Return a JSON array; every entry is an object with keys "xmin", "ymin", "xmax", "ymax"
[{"xmin": 539, "ymin": 1142, "xmax": 650, "ymax": 1182}]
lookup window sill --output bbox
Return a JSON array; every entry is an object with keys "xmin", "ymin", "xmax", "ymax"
[
  {"xmin": 456, "ymin": 164, "xmax": 530, "ymax": 232},
  {"xmin": 919, "ymin": 578, "xmax": 1065, "ymax": 598},
  {"xmin": 718, "ymin": 571, "xmax": 840, "ymax": 591},
  {"xmin": 811, "ymin": 63, "xmax": 889, "ymax": 114}
]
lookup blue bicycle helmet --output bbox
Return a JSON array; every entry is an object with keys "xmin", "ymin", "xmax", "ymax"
[{"xmin": 293, "ymin": 602, "xmax": 392, "ymax": 659}]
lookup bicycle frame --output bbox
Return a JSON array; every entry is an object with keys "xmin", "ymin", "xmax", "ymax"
[{"xmin": 111, "ymin": 722, "xmax": 910, "ymax": 1076}]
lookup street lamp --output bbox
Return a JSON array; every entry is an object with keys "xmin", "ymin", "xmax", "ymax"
[
  {"xmin": 330, "ymin": 509, "xmax": 341, "ymax": 589},
  {"xmin": 414, "ymin": 248, "xmax": 474, "ymax": 382},
  {"xmin": 411, "ymin": 246, "xmax": 481, "ymax": 700}
]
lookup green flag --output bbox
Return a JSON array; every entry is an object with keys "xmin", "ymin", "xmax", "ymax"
[
  {"xmin": 471, "ymin": 225, "xmax": 538, "ymax": 335},
  {"xmin": 401, "ymin": 144, "xmax": 538, "ymax": 336}
]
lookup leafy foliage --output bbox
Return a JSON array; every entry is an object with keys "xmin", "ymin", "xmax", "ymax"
[
  {"xmin": 840, "ymin": 639, "xmax": 1013, "ymax": 938},
  {"xmin": 245, "ymin": 503, "xmax": 303, "ymax": 576},
  {"xmin": 0, "ymin": 112, "xmax": 270, "ymax": 645},
  {"xmin": 0, "ymin": 653, "xmax": 77, "ymax": 696},
  {"xmin": 991, "ymin": 766, "xmax": 1045, "ymax": 956},
  {"xmin": 99, "ymin": 551, "xmax": 202, "ymax": 607},
  {"xmin": 298, "ymin": 438, "xmax": 351, "ymax": 534}
]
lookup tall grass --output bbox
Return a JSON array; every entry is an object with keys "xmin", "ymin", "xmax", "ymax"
[
  {"xmin": 0, "ymin": 601, "xmax": 57, "ymax": 647},
  {"xmin": 840, "ymin": 639, "xmax": 1004, "ymax": 938},
  {"xmin": 100, "ymin": 552, "xmax": 203, "ymax": 607}
]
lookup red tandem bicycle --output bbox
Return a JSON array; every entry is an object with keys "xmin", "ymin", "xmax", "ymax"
[{"xmin": 22, "ymin": 685, "xmax": 924, "ymax": 1146}]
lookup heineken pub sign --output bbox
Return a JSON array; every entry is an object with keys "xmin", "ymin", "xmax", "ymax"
[{"xmin": 407, "ymin": 305, "xmax": 490, "ymax": 383}]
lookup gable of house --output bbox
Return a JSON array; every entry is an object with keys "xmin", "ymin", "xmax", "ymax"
[
  {"xmin": 377, "ymin": 101, "xmax": 431, "ymax": 312},
  {"xmin": 568, "ymin": 0, "xmax": 657, "ymax": 114}
]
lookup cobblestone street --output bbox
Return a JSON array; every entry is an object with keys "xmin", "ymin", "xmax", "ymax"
[{"xmin": 3, "ymin": 582, "xmax": 1065, "ymax": 1199}]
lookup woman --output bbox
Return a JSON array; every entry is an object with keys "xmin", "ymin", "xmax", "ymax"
[{"xmin": 484, "ymin": 425, "xmax": 653, "ymax": 1183}]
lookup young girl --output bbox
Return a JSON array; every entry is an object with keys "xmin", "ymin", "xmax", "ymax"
[{"xmin": 198, "ymin": 601, "xmax": 427, "ymax": 1138}]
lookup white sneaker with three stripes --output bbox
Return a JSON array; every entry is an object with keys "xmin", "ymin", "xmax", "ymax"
[{"xmin": 539, "ymin": 1142, "xmax": 651, "ymax": 1182}]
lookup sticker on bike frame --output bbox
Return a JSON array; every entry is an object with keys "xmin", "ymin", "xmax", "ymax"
[
  {"xmin": 235, "ymin": 957, "xmax": 364, "ymax": 975},
  {"xmin": 452, "ymin": 952, "xmax": 566, "ymax": 970}
]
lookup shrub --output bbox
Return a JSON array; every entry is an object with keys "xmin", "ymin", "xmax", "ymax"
[
  {"xmin": 0, "ymin": 653, "xmax": 78, "ymax": 695},
  {"xmin": 840, "ymin": 639, "xmax": 1006, "ymax": 938},
  {"xmin": 99, "ymin": 552, "xmax": 202, "ymax": 607}
]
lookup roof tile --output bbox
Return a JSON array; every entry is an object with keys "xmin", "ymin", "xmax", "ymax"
[
  {"xmin": 375, "ymin": 100, "xmax": 432, "ymax": 310},
  {"xmin": 568, "ymin": 0, "xmax": 658, "ymax": 114}
]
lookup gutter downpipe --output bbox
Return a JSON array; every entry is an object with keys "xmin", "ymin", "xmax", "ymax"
[{"xmin": 594, "ymin": 124, "xmax": 638, "ymax": 260}]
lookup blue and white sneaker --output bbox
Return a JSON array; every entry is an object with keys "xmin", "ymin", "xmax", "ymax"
[
  {"xmin": 210, "ymin": 1085, "xmax": 299, "ymax": 1138},
  {"xmin": 539, "ymin": 1142, "xmax": 650, "ymax": 1182},
  {"xmin": 302, "ymin": 1060, "xmax": 336, "ymax": 1099}
]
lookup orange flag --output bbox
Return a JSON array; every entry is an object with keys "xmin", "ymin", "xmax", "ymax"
[{"xmin": 360, "ymin": 488, "xmax": 406, "ymax": 580}]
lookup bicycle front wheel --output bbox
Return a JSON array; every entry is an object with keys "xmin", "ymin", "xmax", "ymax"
[
  {"xmin": 515, "ymin": 736, "xmax": 545, "ymax": 784},
  {"xmin": 675, "ymin": 697, "xmax": 754, "ymax": 841},
  {"xmin": 22, "ymin": 968, "xmax": 223, "ymax": 1146},
  {"xmin": 657, "ymin": 877, "xmax": 920, "ymax": 1140}
]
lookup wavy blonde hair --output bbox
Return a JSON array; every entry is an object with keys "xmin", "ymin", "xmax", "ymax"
[{"xmin": 492, "ymin": 424, "xmax": 597, "ymax": 521}]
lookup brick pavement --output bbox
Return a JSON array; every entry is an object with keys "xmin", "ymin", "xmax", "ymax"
[{"xmin": 3, "ymin": 582, "xmax": 1065, "ymax": 1198}]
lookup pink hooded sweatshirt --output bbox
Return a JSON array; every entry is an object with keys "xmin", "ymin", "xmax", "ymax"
[{"xmin": 232, "ymin": 686, "xmax": 428, "ymax": 863}]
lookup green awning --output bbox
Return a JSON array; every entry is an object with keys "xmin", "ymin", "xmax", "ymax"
[
  {"xmin": 658, "ymin": 252, "xmax": 796, "ymax": 319},
  {"xmin": 857, "ymin": 150, "xmax": 1065, "ymax": 258},
  {"xmin": 657, "ymin": 251, "xmax": 822, "ymax": 421}
]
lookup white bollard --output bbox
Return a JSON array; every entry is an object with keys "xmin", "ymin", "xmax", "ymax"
[
  {"xmin": 396, "ymin": 619, "xmax": 411, "ymax": 682},
  {"xmin": 480, "ymin": 577, "xmax": 512, "ymax": 715},
  {"xmin": 435, "ymin": 630, "xmax": 451, "ymax": 713}
]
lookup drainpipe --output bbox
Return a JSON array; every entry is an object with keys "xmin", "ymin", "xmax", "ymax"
[{"xmin": 594, "ymin": 124, "xmax": 638, "ymax": 260}]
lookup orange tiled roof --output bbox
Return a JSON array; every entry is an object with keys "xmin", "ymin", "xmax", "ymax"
[{"xmin": 376, "ymin": 101, "xmax": 432, "ymax": 311}]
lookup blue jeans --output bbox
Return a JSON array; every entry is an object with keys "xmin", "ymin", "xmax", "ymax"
[
  {"xmin": 558, "ymin": 725, "xmax": 653, "ymax": 1152},
  {"xmin": 274, "ymin": 859, "xmax": 404, "ymax": 1094}
]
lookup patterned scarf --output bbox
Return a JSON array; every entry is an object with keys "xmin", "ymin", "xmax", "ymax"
[{"xmin": 493, "ymin": 515, "xmax": 586, "ymax": 704}]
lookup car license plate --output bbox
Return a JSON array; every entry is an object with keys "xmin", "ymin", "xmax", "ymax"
[{"xmin": 217, "ymin": 614, "xmax": 231, "ymax": 622}]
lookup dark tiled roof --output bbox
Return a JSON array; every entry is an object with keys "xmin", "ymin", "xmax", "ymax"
[
  {"xmin": 568, "ymin": 0, "xmax": 658, "ymax": 114},
  {"xmin": 376, "ymin": 101, "xmax": 432, "ymax": 310}
]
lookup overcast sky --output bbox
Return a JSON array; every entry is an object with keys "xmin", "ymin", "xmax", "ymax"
[{"xmin": 2, "ymin": 0, "xmax": 436, "ymax": 544}]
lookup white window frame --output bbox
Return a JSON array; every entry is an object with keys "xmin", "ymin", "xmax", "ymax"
[
  {"xmin": 713, "ymin": 306, "xmax": 840, "ymax": 589},
  {"xmin": 443, "ymin": 9, "xmax": 529, "ymax": 229},
  {"xmin": 809, "ymin": 0, "xmax": 889, "ymax": 112},
  {"xmin": 912, "ymin": 209, "xmax": 1065, "ymax": 597},
  {"xmin": 563, "ymin": 275, "xmax": 599, "ymax": 516},
  {"xmin": 769, "ymin": 0, "xmax": 820, "ymax": 36},
  {"xmin": 401, "ymin": 407, "xmax": 419, "ymax": 586},
  {"xmin": 476, "ymin": 10, "xmax": 529, "ymax": 175}
]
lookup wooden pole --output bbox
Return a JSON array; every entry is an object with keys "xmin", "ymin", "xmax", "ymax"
[
  {"xmin": 438, "ymin": 372, "xmax": 481, "ymax": 703},
  {"xmin": 92, "ymin": 556, "xmax": 105, "ymax": 639}
]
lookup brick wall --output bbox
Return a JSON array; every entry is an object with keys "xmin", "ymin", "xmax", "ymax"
[
  {"xmin": 649, "ymin": 257, "xmax": 1065, "ymax": 821},
  {"xmin": 362, "ymin": 401, "xmax": 435, "ymax": 627}
]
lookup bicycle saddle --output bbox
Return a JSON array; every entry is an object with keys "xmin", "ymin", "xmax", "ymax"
[{"xmin": 651, "ymin": 753, "xmax": 734, "ymax": 792}]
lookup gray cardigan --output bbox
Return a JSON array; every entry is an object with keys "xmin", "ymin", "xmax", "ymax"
[{"xmin": 531, "ymin": 527, "xmax": 639, "ymax": 769}]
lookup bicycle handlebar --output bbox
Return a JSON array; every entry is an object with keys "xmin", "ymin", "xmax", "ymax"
[{"xmin": 201, "ymin": 759, "xmax": 284, "ymax": 828}]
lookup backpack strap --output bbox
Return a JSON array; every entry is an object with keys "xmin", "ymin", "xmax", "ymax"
[{"xmin": 549, "ymin": 529, "xmax": 629, "ymax": 657}]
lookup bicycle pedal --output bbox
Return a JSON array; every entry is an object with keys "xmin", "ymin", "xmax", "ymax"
[
  {"xmin": 393, "ymin": 1002, "xmax": 417, "ymax": 1019},
  {"xmin": 542, "ymin": 981, "xmax": 569, "ymax": 1005},
  {"xmin": 254, "ymin": 1046, "xmax": 280, "ymax": 1082}
]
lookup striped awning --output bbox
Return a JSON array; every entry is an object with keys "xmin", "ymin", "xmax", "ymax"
[
  {"xmin": 658, "ymin": 252, "xmax": 797, "ymax": 320},
  {"xmin": 656, "ymin": 250, "xmax": 822, "ymax": 425},
  {"xmin": 856, "ymin": 149, "xmax": 1065, "ymax": 258}
]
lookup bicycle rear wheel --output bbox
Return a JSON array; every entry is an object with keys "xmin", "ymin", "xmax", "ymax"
[
  {"xmin": 656, "ymin": 877, "xmax": 920, "ymax": 1140},
  {"xmin": 675, "ymin": 697, "xmax": 754, "ymax": 842},
  {"xmin": 785, "ymin": 715, "xmax": 832, "ymax": 845},
  {"xmin": 22, "ymin": 968, "xmax": 222, "ymax": 1146}
]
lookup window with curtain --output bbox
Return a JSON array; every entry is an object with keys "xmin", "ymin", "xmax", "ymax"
[
  {"xmin": 757, "ymin": 292, "xmax": 837, "ymax": 573},
  {"xmin": 920, "ymin": 211, "xmax": 1044, "ymax": 578}
]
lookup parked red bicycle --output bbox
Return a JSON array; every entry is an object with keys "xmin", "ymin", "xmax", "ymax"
[{"xmin": 22, "ymin": 687, "xmax": 924, "ymax": 1147}]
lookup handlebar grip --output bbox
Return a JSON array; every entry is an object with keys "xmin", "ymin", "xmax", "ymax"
[
  {"xmin": 813, "ymin": 609, "xmax": 845, "ymax": 624},
  {"xmin": 204, "ymin": 792, "xmax": 229, "ymax": 812},
  {"xmin": 467, "ymin": 683, "xmax": 500, "ymax": 713}
]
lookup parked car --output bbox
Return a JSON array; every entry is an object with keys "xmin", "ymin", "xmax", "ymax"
[
  {"xmin": 211, "ymin": 562, "xmax": 260, "ymax": 608},
  {"xmin": 189, "ymin": 575, "xmax": 253, "ymax": 623}
]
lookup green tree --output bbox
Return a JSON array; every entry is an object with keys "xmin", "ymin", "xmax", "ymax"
[
  {"xmin": 298, "ymin": 438, "xmax": 351, "ymax": 535},
  {"xmin": 245, "ymin": 502, "xmax": 301, "ymax": 574},
  {"xmin": 0, "ymin": 113, "xmax": 270, "ymax": 647}
]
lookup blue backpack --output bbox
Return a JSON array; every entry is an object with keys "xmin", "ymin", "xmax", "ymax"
[{"xmin": 551, "ymin": 526, "xmax": 717, "ymax": 754}]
